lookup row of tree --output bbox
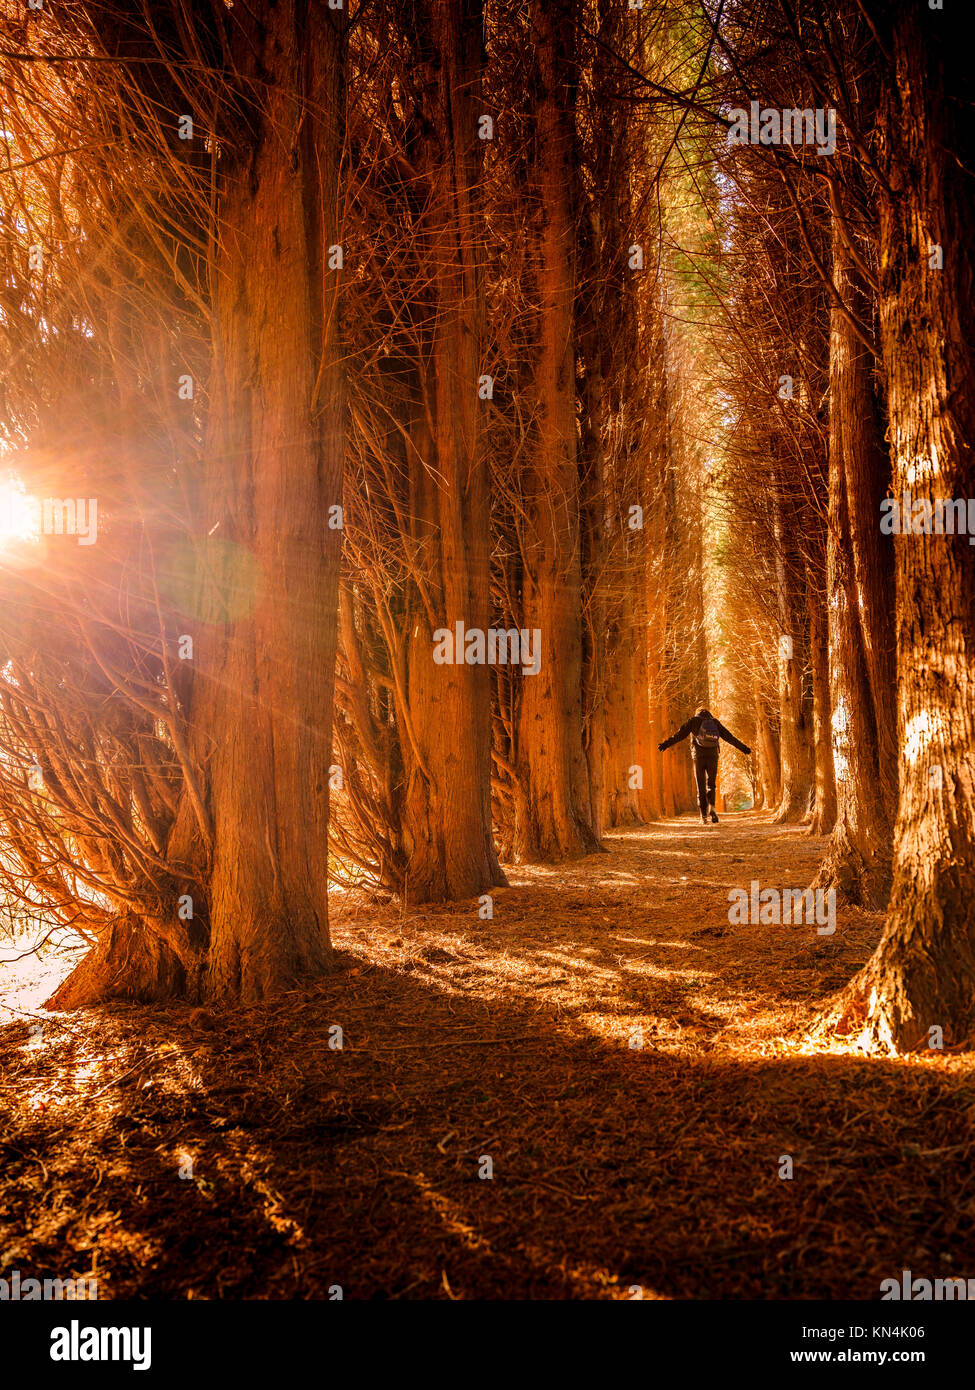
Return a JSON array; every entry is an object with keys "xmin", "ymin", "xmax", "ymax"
[
  {"xmin": 0, "ymin": 0, "xmax": 970, "ymax": 1052},
  {"xmin": 705, "ymin": 0, "xmax": 973, "ymax": 1049},
  {"xmin": 0, "ymin": 0, "xmax": 698, "ymax": 1005}
]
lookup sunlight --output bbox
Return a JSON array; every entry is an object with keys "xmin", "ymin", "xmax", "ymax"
[
  {"xmin": 0, "ymin": 479, "xmax": 39, "ymax": 548},
  {"xmin": 903, "ymin": 709, "xmax": 938, "ymax": 765}
]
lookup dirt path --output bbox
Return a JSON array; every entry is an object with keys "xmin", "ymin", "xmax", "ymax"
[{"xmin": 1, "ymin": 812, "xmax": 973, "ymax": 1299}]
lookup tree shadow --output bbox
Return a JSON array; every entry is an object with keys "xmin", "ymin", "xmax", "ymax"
[
  {"xmin": 460, "ymin": 817, "xmax": 882, "ymax": 1022},
  {"xmin": 0, "ymin": 938, "xmax": 971, "ymax": 1300}
]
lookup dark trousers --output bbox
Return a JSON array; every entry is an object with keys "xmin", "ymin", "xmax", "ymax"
[{"xmin": 692, "ymin": 745, "xmax": 719, "ymax": 816}]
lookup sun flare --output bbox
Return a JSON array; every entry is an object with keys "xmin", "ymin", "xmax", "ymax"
[{"xmin": 0, "ymin": 480, "xmax": 39, "ymax": 548}]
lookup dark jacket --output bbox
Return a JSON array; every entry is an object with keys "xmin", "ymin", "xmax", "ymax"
[{"xmin": 658, "ymin": 713, "xmax": 750, "ymax": 755}]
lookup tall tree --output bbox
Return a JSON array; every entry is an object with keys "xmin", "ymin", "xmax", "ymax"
[
  {"xmin": 840, "ymin": 3, "xmax": 975, "ymax": 1049},
  {"xmin": 813, "ymin": 187, "xmax": 896, "ymax": 905},
  {"xmin": 396, "ymin": 0, "xmax": 506, "ymax": 899},
  {"xmin": 28, "ymin": 0, "xmax": 350, "ymax": 1006},
  {"xmin": 511, "ymin": 0, "xmax": 600, "ymax": 860},
  {"xmin": 188, "ymin": 0, "xmax": 348, "ymax": 1000},
  {"xmin": 331, "ymin": 0, "xmax": 506, "ymax": 901}
]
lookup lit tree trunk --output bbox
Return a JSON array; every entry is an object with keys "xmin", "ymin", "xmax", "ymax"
[
  {"xmin": 633, "ymin": 549, "xmax": 662, "ymax": 823},
  {"xmin": 399, "ymin": 0, "xmax": 506, "ymax": 901},
  {"xmin": 641, "ymin": 589, "xmax": 667, "ymax": 822},
  {"xmin": 633, "ymin": 641, "xmax": 660, "ymax": 822},
  {"xmin": 807, "ymin": 561, "xmax": 836, "ymax": 835},
  {"xmin": 195, "ymin": 3, "xmax": 346, "ymax": 1001},
  {"xmin": 582, "ymin": 352, "xmax": 639, "ymax": 831},
  {"xmin": 513, "ymin": 0, "xmax": 599, "ymax": 861},
  {"xmin": 753, "ymin": 675, "xmax": 781, "ymax": 810},
  {"xmin": 602, "ymin": 615, "xmax": 641, "ymax": 827},
  {"xmin": 580, "ymin": 348, "xmax": 609, "ymax": 839},
  {"xmin": 638, "ymin": 479, "xmax": 668, "ymax": 821},
  {"xmin": 47, "ymin": 913, "xmax": 203, "ymax": 1009},
  {"xmin": 578, "ymin": 7, "xmax": 643, "ymax": 836},
  {"xmin": 772, "ymin": 492, "xmax": 814, "ymax": 821},
  {"xmin": 841, "ymin": 9, "xmax": 975, "ymax": 1050},
  {"xmin": 659, "ymin": 697, "xmax": 681, "ymax": 817},
  {"xmin": 813, "ymin": 208, "xmax": 895, "ymax": 905}
]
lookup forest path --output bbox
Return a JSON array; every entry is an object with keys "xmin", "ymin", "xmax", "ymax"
[{"xmin": 1, "ymin": 812, "xmax": 974, "ymax": 1299}]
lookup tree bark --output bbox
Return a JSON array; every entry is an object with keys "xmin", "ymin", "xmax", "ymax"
[
  {"xmin": 601, "ymin": 614, "xmax": 642, "ymax": 827},
  {"xmin": 47, "ymin": 913, "xmax": 205, "ymax": 1009}
]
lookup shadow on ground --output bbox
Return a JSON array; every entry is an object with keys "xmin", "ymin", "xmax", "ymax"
[{"xmin": 0, "ymin": 813, "xmax": 971, "ymax": 1299}]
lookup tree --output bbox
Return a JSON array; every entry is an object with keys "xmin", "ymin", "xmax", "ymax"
[
  {"xmin": 813, "ymin": 179, "xmax": 895, "ymax": 905},
  {"xmin": 838, "ymin": 2, "xmax": 975, "ymax": 1050},
  {"xmin": 188, "ymin": 0, "xmax": 348, "ymax": 1000},
  {"xmin": 377, "ymin": 0, "xmax": 506, "ymax": 900},
  {"xmin": 0, "ymin": 0, "xmax": 349, "ymax": 1006},
  {"xmin": 509, "ymin": 0, "xmax": 600, "ymax": 861},
  {"xmin": 331, "ymin": 0, "xmax": 507, "ymax": 901}
]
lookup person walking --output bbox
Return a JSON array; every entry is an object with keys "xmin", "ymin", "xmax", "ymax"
[{"xmin": 658, "ymin": 707, "xmax": 751, "ymax": 825}]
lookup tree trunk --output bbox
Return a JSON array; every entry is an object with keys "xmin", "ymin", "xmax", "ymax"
[
  {"xmin": 43, "ymin": 1, "xmax": 347, "ymax": 1008},
  {"xmin": 47, "ymin": 914, "xmax": 205, "ymax": 1009},
  {"xmin": 194, "ymin": 3, "xmax": 346, "ymax": 1001},
  {"xmin": 840, "ymin": 7, "xmax": 975, "ymax": 1051},
  {"xmin": 813, "ymin": 207, "xmax": 895, "ymax": 905},
  {"xmin": 753, "ymin": 676, "xmax": 780, "ymax": 810},
  {"xmin": 634, "ymin": 606, "xmax": 662, "ymax": 822},
  {"xmin": 638, "ymin": 503, "xmax": 668, "ymax": 822},
  {"xmin": 579, "ymin": 346, "xmax": 609, "ymax": 839},
  {"xmin": 601, "ymin": 617, "xmax": 642, "ymax": 827},
  {"xmin": 772, "ymin": 495, "xmax": 814, "ymax": 822},
  {"xmin": 806, "ymin": 564, "xmax": 837, "ymax": 835},
  {"xmin": 513, "ymin": 0, "xmax": 599, "ymax": 861},
  {"xmin": 398, "ymin": 0, "xmax": 506, "ymax": 901}
]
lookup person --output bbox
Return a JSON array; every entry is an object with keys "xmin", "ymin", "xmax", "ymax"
[{"xmin": 658, "ymin": 707, "xmax": 751, "ymax": 825}]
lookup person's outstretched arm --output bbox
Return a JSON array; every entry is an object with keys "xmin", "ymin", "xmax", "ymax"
[
  {"xmin": 658, "ymin": 717, "xmax": 695, "ymax": 751},
  {"xmin": 717, "ymin": 720, "xmax": 751, "ymax": 755}
]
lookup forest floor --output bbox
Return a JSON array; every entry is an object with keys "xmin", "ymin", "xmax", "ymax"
[{"xmin": 1, "ymin": 810, "xmax": 974, "ymax": 1300}]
